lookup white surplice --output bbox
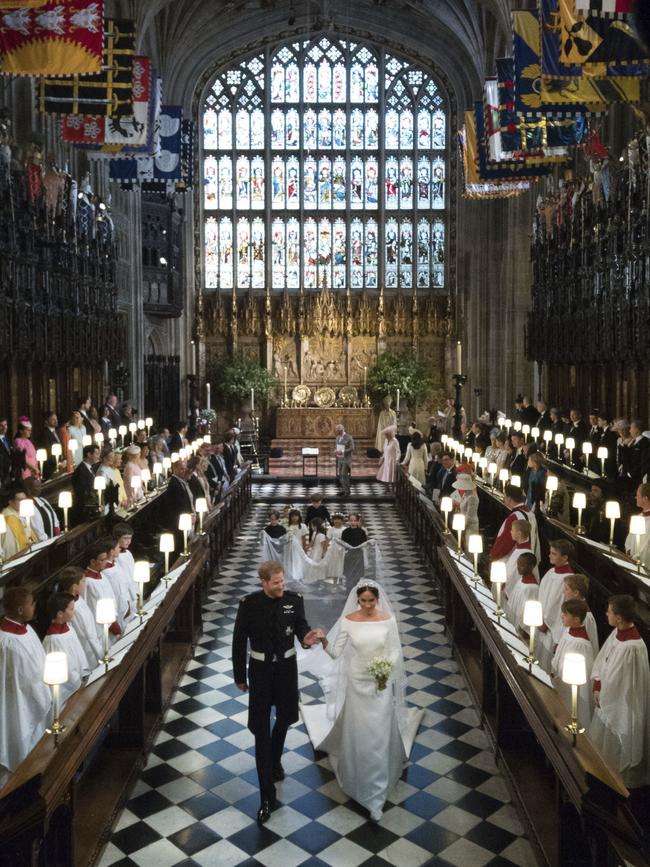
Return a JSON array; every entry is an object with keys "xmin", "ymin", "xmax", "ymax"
[
  {"xmin": 535, "ymin": 565, "xmax": 574, "ymax": 672},
  {"xmin": 301, "ymin": 616, "xmax": 422, "ymax": 818},
  {"xmin": 70, "ymin": 595, "xmax": 103, "ymax": 670},
  {"xmin": 0, "ymin": 622, "xmax": 52, "ymax": 772},
  {"xmin": 551, "ymin": 627, "xmax": 594, "ymax": 726}
]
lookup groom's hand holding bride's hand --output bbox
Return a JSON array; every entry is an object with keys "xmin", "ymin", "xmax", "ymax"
[{"xmin": 303, "ymin": 628, "xmax": 326, "ymax": 647}]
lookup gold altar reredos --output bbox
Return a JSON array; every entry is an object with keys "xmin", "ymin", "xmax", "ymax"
[
  {"xmin": 198, "ymin": 288, "xmax": 453, "ymax": 406},
  {"xmin": 276, "ymin": 407, "xmax": 375, "ymax": 439}
]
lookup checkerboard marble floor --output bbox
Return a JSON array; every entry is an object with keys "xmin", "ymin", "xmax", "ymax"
[
  {"xmin": 99, "ymin": 500, "xmax": 538, "ymax": 867},
  {"xmin": 253, "ymin": 480, "xmax": 391, "ymax": 500}
]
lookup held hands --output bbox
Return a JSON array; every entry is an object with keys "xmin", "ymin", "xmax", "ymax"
[
  {"xmin": 303, "ymin": 628, "xmax": 326, "ymax": 647},
  {"xmin": 236, "ymin": 682, "xmax": 248, "ymax": 692}
]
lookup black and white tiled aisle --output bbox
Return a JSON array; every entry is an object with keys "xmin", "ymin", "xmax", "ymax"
[{"xmin": 99, "ymin": 501, "xmax": 538, "ymax": 867}]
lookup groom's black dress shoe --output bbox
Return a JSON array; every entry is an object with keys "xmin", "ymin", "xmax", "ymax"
[
  {"xmin": 257, "ymin": 798, "xmax": 281, "ymax": 825},
  {"xmin": 272, "ymin": 763, "xmax": 285, "ymax": 781}
]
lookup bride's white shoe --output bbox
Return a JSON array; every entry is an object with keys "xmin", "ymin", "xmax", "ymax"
[{"xmin": 370, "ymin": 808, "xmax": 382, "ymax": 823}]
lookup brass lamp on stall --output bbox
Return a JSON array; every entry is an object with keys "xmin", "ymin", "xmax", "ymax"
[
  {"xmin": 118, "ymin": 424, "xmax": 127, "ymax": 446},
  {"xmin": 128, "ymin": 422, "xmax": 137, "ymax": 443},
  {"xmin": 0, "ymin": 513, "xmax": 6, "ymax": 567},
  {"xmin": 565, "ymin": 437, "xmax": 576, "ymax": 465},
  {"xmin": 572, "ymin": 492, "xmax": 586, "ymax": 535},
  {"xmin": 162, "ymin": 456, "xmax": 172, "ymax": 477},
  {"xmin": 440, "ymin": 497, "xmax": 453, "ymax": 533},
  {"xmin": 160, "ymin": 533, "xmax": 175, "ymax": 581},
  {"xmin": 605, "ymin": 501, "xmax": 620, "ymax": 550},
  {"xmin": 178, "ymin": 513, "xmax": 193, "ymax": 555},
  {"xmin": 108, "ymin": 428, "xmax": 117, "ymax": 448},
  {"xmin": 145, "ymin": 417, "xmax": 153, "ymax": 436},
  {"xmin": 195, "ymin": 497, "xmax": 208, "ymax": 534},
  {"xmin": 629, "ymin": 515, "xmax": 646, "ymax": 573},
  {"xmin": 543, "ymin": 430, "xmax": 553, "ymax": 452},
  {"xmin": 498, "ymin": 468, "xmax": 509, "ymax": 493},
  {"xmin": 81, "ymin": 434, "xmax": 92, "ymax": 448},
  {"xmin": 96, "ymin": 597, "xmax": 116, "ymax": 670},
  {"xmin": 137, "ymin": 419, "xmax": 145, "ymax": 431},
  {"xmin": 58, "ymin": 491, "xmax": 72, "ymax": 532},
  {"xmin": 43, "ymin": 651, "xmax": 68, "ymax": 745},
  {"xmin": 478, "ymin": 456, "xmax": 488, "ymax": 478},
  {"xmin": 597, "ymin": 446, "xmax": 608, "ymax": 477},
  {"xmin": 513, "ymin": 421, "xmax": 522, "ymax": 433},
  {"xmin": 133, "ymin": 560, "xmax": 151, "ymax": 622},
  {"xmin": 562, "ymin": 652, "xmax": 587, "ymax": 745},
  {"xmin": 140, "ymin": 468, "xmax": 152, "ymax": 498},
  {"xmin": 94, "ymin": 432, "xmax": 104, "ymax": 448},
  {"xmin": 51, "ymin": 443, "xmax": 62, "ymax": 466},
  {"xmin": 490, "ymin": 561, "xmax": 507, "ymax": 620},
  {"xmin": 467, "ymin": 534, "xmax": 483, "ymax": 583},
  {"xmin": 523, "ymin": 600, "xmax": 543, "ymax": 670},
  {"xmin": 203, "ymin": 434, "xmax": 211, "ymax": 444},
  {"xmin": 93, "ymin": 475, "xmax": 106, "ymax": 511},
  {"xmin": 510, "ymin": 474, "xmax": 521, "ymax": 490},
  {"xmin": 487, "ymin": 462, "xmax": 497, "ymax": 487},
  {"xmin": 67, "ymin": 438, "xmax": 78, "ymax": 464},
  {"xmin": 531, "ymin": 426, "xmax": 540, "ymax": 443},
  {"xmin": 130, "ymin": 475, "xmax": 143, "ymax": 508},
  {"xmin": 451, "ymin": 512, "xmax": 465, "ymax": 557},
  {"xmin": 152, "ymin": 462, "xmax": 163, "ymax": 487},
  {"xmin": 582, "ymin": 441, "xmax": 592, "ymax": 472},
  {"xmin": 522, "ymin": 424, "xmax": 530, "ymax": 442},
  {"xmin": 554, "ymin": 433, "xmax": 564, "ymax": 456},
  {"xmin": 546, "ymin": 475, "xmax": 558, "ymax": 509},
  {"xmin": 36, "ymin": 448, "xmax": 47, "ymax": 477}
]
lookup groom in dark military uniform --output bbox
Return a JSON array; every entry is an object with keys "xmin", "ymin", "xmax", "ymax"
[{"xmin": 233, "ymin": 560, "xmax": 323, "ymax": 824}]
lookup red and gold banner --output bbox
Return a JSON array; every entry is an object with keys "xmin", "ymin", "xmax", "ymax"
[{"xmin": 0, "ymin": 0, "xmax": 103, "ymax": 75}]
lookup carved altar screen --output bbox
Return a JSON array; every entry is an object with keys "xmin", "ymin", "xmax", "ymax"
[{"xmin": 202, "ymin": 36, "xmax": 447, "ymax": 293}]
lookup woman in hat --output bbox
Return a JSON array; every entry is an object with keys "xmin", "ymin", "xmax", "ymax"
[
  {"xmin": 13, "ymin": 417, "xmax": 39, "ymax": 479},
  {"xmin": 376, "ymin": 424, "xmax": 400, "ymax": 490},
  {"xmin": 123, "ymin": 444, "xmax": 144, "ymax": 507},
  {"xmin": 452, "ymin": 471, "xmax": 479, "ymax": 535}
]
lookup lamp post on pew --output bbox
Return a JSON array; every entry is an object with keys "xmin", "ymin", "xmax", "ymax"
[{"xmin": 562, "ymin": 653, "xmax": 587, "ymax": 746}]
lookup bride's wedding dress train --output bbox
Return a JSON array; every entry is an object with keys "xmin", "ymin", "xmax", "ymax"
[{"xmin": 301, "ymin": 616, "xmax": 422, "ymax": 819}]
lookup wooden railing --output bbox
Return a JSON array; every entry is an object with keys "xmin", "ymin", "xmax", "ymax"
[
  {"xmin": 0, "ymin": 467, "xmax": 252, "ymax": 867},
  {"xmin": 396, "ymin": 469, "xmax": 650, "ymax": 867}
]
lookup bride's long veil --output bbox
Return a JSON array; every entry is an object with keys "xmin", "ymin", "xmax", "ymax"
[{"xmin": 322, "ymin": 579, "xmax": 410, "ymax": 737}]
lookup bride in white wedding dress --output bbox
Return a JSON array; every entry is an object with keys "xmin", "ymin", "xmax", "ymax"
[{"xmin": 300, "ymin": 581, "xmax": 423, "ymax": 822}]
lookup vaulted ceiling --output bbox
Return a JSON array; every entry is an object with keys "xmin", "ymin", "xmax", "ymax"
[{"xmin": 116, "ymin": 0, "xmax": 510, "ymax": 112}]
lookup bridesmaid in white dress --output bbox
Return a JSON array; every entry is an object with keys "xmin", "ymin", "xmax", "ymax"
[
  {"xmin": 286, "ymin": 509, "xmax": 309, "ymax": 550},
  {"xmin": 401, "ymin": 430, "xmax": 429, "ymax": 485},
  {"xmin": 376, "ymin": 425, "xmax": 400, "ymax": 489},
  {"xmin": 326, "ymin": 513, "xmax": 346, "ymax": 580},
  {"xmin": 302, "ymin": 582, "xmax": 422, "ymax": 822},
  {"xmin": 306, "ymin": 518, "xmax": 328, "ymax": 581}
]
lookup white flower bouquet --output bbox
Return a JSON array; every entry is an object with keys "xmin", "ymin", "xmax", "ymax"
[{"xmin": 367, "ymin": 656, "xmax": 393, "ymax": 691}]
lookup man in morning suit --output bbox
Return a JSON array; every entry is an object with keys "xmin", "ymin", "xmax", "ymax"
[
  {"xmin": 233, "ymin": 560, "xmax": 322, "ymax": 824},
  {"xmin": 71, "ymin": 444, "xmax": 100, "ymax": 525},
  {"xmin": 335, "ymin": 423, "xmax": 354, "ymax": 496}
]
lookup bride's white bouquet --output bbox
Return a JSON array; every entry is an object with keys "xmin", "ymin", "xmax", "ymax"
[{"xmin": 367, "ymin": 656, "xmax": 393, "ymax": 691}]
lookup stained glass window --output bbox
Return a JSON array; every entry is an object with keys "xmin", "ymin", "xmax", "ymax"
[{"xmin": 202, "ymin": 38, "xmax": 447, "ymax": 291}]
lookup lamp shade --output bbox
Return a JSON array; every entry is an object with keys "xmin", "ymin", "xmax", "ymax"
[
  {"xmin": 58, "ymin": 491, "xmax": 72, "ymax": 509},
  {"xmin": 130, "ymin": 476, "xmax": 142, "ymax": 492},
  {"xmin": 118, "ymin": 425, "xmax": 127, "ymax": 437},
  {"xmin": 513, "ymin": 421, "xmax": 522, "ymax": 431},
  {"xmin": 566, "ymin": 437, "xmax": 575, "ymax": 451},
  {"xmin": 145, "ymin": 417, "xmax": 153, "ymax": 428},
  {"xmin": 203, "ymin": 434, "xmax": 211, "ymax": 444},
  {"xmin": 597, "ymin": 446, "xmax": 608, "ymax": 460},
  {"xmin": 471, "ymin": 453, "xmax": 480, "ymax": 466},
  {"xmin": 479, "ymin": 457, "xmax": 488, "ymax": 469},
  {"xmin": 137, "ymin": 419, "xmax": 145, "ymax": 430},
  {"xmin": 129, "ymin": 422, "xmax": 137, "ymax": 433},
  {"xmin": 152, "ymin": 461, "xmax": 163, "ymax": 477},
  {"xmin": 498, "ymin": 469, "xmax": 509, "ymax": 483},
  {"xmin": 19, "ymin": 498, "xmax": 35, "ymax": 519},
  {"xmin": 159, "ymin": 533, "xmax": 175, "ymax": 553},
  {"xmin": 440, "ymin": 497, "xmax": 453, "ymax": 514},
  {"xmin": 94, "ymin": 433, "xmax": 104, "ymax": 446},
  {"xmin": 630, "ymin": 515, "xmax": 646, "ymax": 536},
  {"xmin": 510, "ymin": 475, "xmax": 521, "ymax": 489},
  {"xmin": 522, "ymin": 424, "xmax": 530, "ymax": 436},
  {"xmin": 68, "ymin": 439, "xmax": 78, "ymax": 453},
  {"xmin": 523, "ymin": 600, "xmax": 543, "ymax": 628},
  {"xmin": 562, "ymin": 652, "xmax": 587, "ymax": 686},
  {"xmin": 93, "ymin": 476, "xmax": 106, "ymax": 492},
  {"xmin": 531, "ymin": 427, "xmax": 540, "ymax": 439},
  {"xmin": 582, "ymin": 442, "xmax": 592, "ymax": 455},
  {"xmin": 96, "ymin": 597, "xmax": 116, "ymax": 625},
  {"xmin": 162, "ymin": 457, "xmax": 172, "ymax": 471},
  {"xmin": 178, "ymin": 513, "xmax": 193, "ymax": 532},
  {"xmin": 464, "ymin": 447, "xmax": 472, "ymax": 459},
  {"xmin": 140, "ymin": 468, "xmax": 151, "ymax": 484},
  {"xmin": 36, "ymin": 448, "xmax": 47, "ymax": 464},
  {"xmin": 108, "ymin": 428, "xmax": 117, "ymax": 441},
  {"xmin": 82, "ymin": 435, "xmax": 92, "ymax": 447},
  {"xmin": 195, "ymin": 497, "xmax": 208, "ymax": 514},
  {"xmin": 490, "ymin": 561, "xmax": 507, "ymax": 584},
  {"xmin": 546, "ymin": 476, "xmax": 559, "ymax": 492},
  {"xmin": 605, "ymin": 501, "xmax": 621, "ymax": 520},
  {"xmin": 543, "ymin": 430, "xmax": 553, "ymax": 443},
  {"xmin": 133, "ymin": 560, "xmax": 151, "ymax": 584},
  {"xmin": 488, "ymin": 462, "xmax": 497, "ymax": 476},
  {"xmin": 572, "ymin": 492, "xmax": 586, "ymax": 510},
  {"xmin": 43, "ymin": 651, "xmax": 68, "ymax": 686},
  {"xmin": 504, "ymin": 419, "xmax": 512, "ymax": 428},
  {"xmin": 51, "ymin": 443, "xmax": 62, "ymax": 458},
  {"xmin": 196, "ymin": 437, "xmax": 204, "ymax": 447},
  {"xmin": 554, "ymin": 433, "xmax": 564, "ymax": 446},
  {"xmin": 451, "ymin": 513, "xmax": 465, "ymax": 532},
  {"xmin": 468, "ymin": 534, "xmax": 483, "ymax": 554},
  {"xmin": 170, "ymin": 452, "xmax": 180, "ymax": 464}
]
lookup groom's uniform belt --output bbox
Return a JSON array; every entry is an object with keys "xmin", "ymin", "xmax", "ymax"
[{"xmin": 250, "ymin": 648, "xmax": 296, "ymax": 663}]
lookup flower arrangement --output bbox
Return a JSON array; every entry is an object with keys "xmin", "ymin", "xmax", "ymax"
[
  {"xmin": 367, "ymin": 656, "xmax": 393, "ymax": 691},
  {"xmin": 367, "ymin": 349, "xmax": 431, "ymax": 407}
]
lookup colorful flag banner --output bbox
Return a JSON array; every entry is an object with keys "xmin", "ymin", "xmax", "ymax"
[
  {"xmin": 109, "ymin": 105, "xmax": 184, "ymax": 189},
  {"xmin": 36, "ymin": 18, "xmax": 135, "ymax": 117},
  {"xmin": 0, "ymin": 1, "xmax": 47, "ymax": 7},
  {"xmin": 459, "ymin": 115, "xmax": 530, "ymax": 199},
  {"xmin": 178, "ymin": 119, "xmax": 194, "ymax": 189},
  {"xmin": 473, "ymin": 101, "xmax": 551, "ymax": 181},
  {"xmin": 575, "ymin": 0, "xmax": 634, "ymax": 11},
  {"xmin": 558, "ymin": 0, "xmax": 648, "ymax": 69},
  {"xmin": 0, "ymin": 0, "xmax": 103, "ymax": 75}
]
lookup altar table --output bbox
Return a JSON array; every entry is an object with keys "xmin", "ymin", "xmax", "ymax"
[{"xmin": 276, "ymin": 407, "xmax": 375, "ymax": 440}]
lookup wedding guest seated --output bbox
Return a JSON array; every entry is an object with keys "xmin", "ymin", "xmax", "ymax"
[
  {"xmin": 168, "ymin": 421, "xmax": 188, "ymax": 454},
  {"xmin": 505, "ymin": 551, "xmax": 538, "ymax": 631},
  {"xmin": 305, "ymin": 493, "xmax": 331, "ymax": 527},
  {"xmin": 509, "ymin": 432, "xmax": 528, "ymax": 478},
  {"xmin": 83, "ymin": 540, "xmax": 121, "ymax": 642},
  {"xmin": 451, "ymin": 472, "xmax": 479, "ymax": 535},
  {"xmin": 58, "ymin": 567, "xmax": 103, "ymax": 670},
  {"xmin": 22, "ymin": 477, "xmax": 60, "ymax": 540},
  {"xmin": 1, "ymin": 484, "xmax": 37, "ymax": 559},
  {"xmin": 535, "ymin": 539, "xmax": 576, "ymax": 672},
  {"xmin": 625, "ymin": 483, "xmax": 650, "ymax": 571},
  {"xmin": 159, "ymin": 460, "xmax": 195, "ymax": 542},
  {"xmin": 551, "ymin": 599, "xmax": 594, "ymax": 725},
  {"xmin": 97, "ymin": 448, "xmax": 127, "ymax": 509},
  {"xmin": 590, "ymin": 595, "xmax": 650, "ymax": 788},
  {"xmin": 42, "ymin": 592, "xmax": 89, "ymax": 704},
  {"xmin": 0, "ymin": 586, "xmax": 52, "ymax": 772},
  {"xmin": 264, "ymin": 511, "xmax": 287, "ymax": 539},
  {"xmin": 562, "ymin": 573, "xmax": 598, "ymax": 654}
]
